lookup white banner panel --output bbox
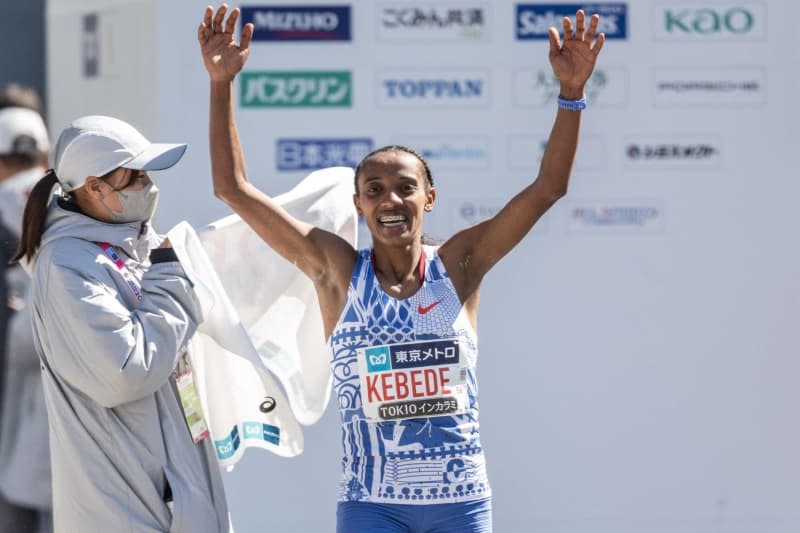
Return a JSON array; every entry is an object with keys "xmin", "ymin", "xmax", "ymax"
[{"xmin": 46, "ymin": 1, "xmax": 800, "ymax": 532}]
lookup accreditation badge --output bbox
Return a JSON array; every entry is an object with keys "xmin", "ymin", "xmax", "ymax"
[
  {"xmin": 176, "ymin": 369, "xmax": 210, "ymax": 444},
  {"xmin": 356, "ymin": 337, "xmax": 468, "ymax": 421}
]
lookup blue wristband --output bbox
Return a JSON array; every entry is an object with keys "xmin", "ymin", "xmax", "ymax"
[{"xmin": 557, "ymin": 94, "xmax": 587, "ymax": 111}]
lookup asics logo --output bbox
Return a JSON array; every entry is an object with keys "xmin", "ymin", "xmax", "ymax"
[{"xmin": 417, "ymin": 300, "xmax": 442, "ymax": 315}]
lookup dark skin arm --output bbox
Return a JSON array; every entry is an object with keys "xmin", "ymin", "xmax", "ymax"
[
  {"xmin": 439, "ymin": 11, "xmax": 604, "ymax": 329},
  {"xmin": 198, "ymin": 5, "xmax": 356, "ymax": 338},
  {"xmin": 199, "ymin": 5, "xmax": 605, "ymax": 335}
]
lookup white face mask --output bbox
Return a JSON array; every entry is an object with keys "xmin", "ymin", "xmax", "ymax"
[{"xmin": 104, "ymin": 181, "xmax": 160, "ymax": 223}]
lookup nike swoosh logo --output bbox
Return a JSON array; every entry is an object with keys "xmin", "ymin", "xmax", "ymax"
[{"xmin": 417, "ymin": 300, "xmax": 442, "ymax": 315}]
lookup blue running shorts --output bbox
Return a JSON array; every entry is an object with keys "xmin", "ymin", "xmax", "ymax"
[{"xmin": 336, "ymin": 497, "xmax": 492, "ymax": 533}]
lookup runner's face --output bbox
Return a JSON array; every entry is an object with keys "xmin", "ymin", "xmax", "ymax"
[{"xmin": 354, "ymin": 152, "xmax": 435, "ymax": 247}]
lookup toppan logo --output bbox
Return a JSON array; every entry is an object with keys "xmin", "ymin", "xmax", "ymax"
[
  {"xmin": 241, "ymin": 71, "xmax": 352, "ymax": 107},
  {"xmin": 384, "ymin": 79, "xmax": 482, "ymax": 99},
  {"xmin": 379, "ymin": 71, "xmax": 490, "ymax": 107},
  {"xmin": 379, "ymin": 4, "xmax": 486, "ymax": 40},
  {"xmin": 242, "ymin": 5, "xmax": 351, "ymax": 41},
  {"xmin": 516, "ymin": 3, "xmax": 628, "ymax": 40},
  {"xmin": 626, "ymin": 144, "xmax": 717, "ymax": 160}
]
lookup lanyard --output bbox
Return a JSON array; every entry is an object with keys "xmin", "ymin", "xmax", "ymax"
[{"xmin": 97, "ymin": 242, "xmax": 143, "ymax": 301}]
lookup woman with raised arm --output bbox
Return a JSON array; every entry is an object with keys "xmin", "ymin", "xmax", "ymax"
[{"xmin": 199, "ymin": 4, "xmax": 604, "ymax": 532}]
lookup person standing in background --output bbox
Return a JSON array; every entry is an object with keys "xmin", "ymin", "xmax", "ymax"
[
  {"xmin": 13, "ymin": 115, "xmax": 230, "ymax": 532},
  {"xmin": 0, "ymin": 85, "xmax": 52, "ymax": 533}
]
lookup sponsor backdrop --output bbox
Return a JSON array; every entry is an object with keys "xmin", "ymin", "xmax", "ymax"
[{"xmin": 47, "ymin": 1, "xmax": 799, "ymax": 532}]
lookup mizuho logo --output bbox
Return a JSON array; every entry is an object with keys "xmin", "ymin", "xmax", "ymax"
[
  {"xmin": 665, "ymin": 7, "xmax": 754, "ymax": 34},
  {"xmin": 253, "ymin": 11, "xmax": 338, "ymax": 31},
  {"xmin": 384, "ymin": 79, "xmax": 482, "ymax": 98},
  {"xmin": 242, "ymin": 6, "xmax": 351, "ymax": 41}
]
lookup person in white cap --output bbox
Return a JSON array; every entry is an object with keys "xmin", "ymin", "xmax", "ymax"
[
  {"xmin": 0, "ymin": 96, "xmax": 52, "ymax": 533},
  {"xmin": 12, "ymin": 115, "xmax": 231, "ymax": 533}
]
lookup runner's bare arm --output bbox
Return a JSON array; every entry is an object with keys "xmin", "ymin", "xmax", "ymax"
[
  {"xmin": 199, "ymin": 5, "xmax": 356, "ymax": 286},
  {"xmin": 441, "ymin": 10, "xmax": 604, "ymax": 286}
]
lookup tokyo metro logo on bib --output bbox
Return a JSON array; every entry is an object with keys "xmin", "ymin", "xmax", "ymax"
[
  {"xmin": 358, "ymin": 338, "xmax": 468, "ymax": 421},
  {"xmin": 365, "ymin": 346, "xmax": 391, "ymax": 372}
]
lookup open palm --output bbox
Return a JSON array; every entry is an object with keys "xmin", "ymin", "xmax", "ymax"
[
  {"xmin": 548, "ymin": 11, "xmax": 605, "ymax": 91},
  {"xmin": 197, "ymin": 5, "xmax": 254, "ymax": 83}
]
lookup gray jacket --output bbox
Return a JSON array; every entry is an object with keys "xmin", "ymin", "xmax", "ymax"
[
  {"xmin": 0, "ymin": 167, "xmax": 51, "ymax": 510},
  {"xmin": 30, "ymin": 197, "xmax": 229, "ymax": 533},
  {"xmin": 0, "ymin": 287, "xmax": 51, "ymax": 510}
]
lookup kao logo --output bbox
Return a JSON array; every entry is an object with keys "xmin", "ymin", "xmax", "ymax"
[
  {"xmin": 242, "ymin": 6, "xmax": 351, "ymax": 41},
  {"xmin": 516, "ymin": 3, "xmax": 628, "ymax": 40},
  {"xmin": 655, "ymin": 3, "xmax": 765, "ymax": 40},
  {"xmin": 365, "ymin": 346, "xmax": 391, "ymax": 373},
  {"xmin": 241, "ymin": 71, "xmax": 352, "ymax": 108}
]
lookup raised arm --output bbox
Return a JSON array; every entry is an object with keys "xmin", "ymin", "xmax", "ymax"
[
  {"xmin": 197, "ymin": 5, "xmax": 356, "ymax": 331},
  {"xmin": 440, "ymin": 10, "xmax": 604, "ymax": 286}
]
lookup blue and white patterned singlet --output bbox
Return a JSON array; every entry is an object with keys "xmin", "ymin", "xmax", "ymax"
[{"xmin": 329, "ymin": 245, "xmax": 490, "ymax": 504}]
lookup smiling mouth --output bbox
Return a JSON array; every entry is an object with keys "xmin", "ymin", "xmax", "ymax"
[{"xmin": 378, "ymin": 214, "xmax": 408, "ymax": 227}]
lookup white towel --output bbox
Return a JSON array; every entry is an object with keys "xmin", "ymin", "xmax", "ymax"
[{"xmin": 167, "ymin": 167, "xmax": 357, "ymax": 467}]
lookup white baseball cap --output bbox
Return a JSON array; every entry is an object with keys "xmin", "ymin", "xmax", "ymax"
[
  {"xmin": 0, "ymin": 107, "xmax": 50, "ymax": 157},
  {"xmin": 53, "ymin": 115, "xmax": 187, "ymax": 192}
]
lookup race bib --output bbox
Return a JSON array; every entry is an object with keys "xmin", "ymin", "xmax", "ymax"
[{"xmin": 357, "ymin": 338, "xmax": 468, "ymax": 421}]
